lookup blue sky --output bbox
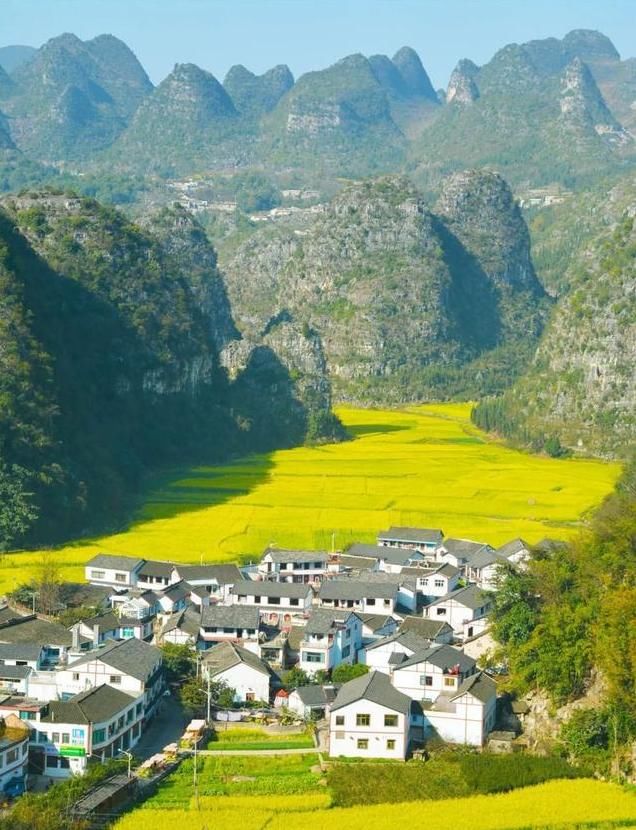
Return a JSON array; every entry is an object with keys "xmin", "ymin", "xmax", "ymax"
[{"xmin": 2, "ymin": 0, "xmax": 634, "ymax": 87}]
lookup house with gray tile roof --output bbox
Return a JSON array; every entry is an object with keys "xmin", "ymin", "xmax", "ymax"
[
  {"xmin": 398, "ymin": 617, "xmax": 454, "ymax": 644},
  {"xmin": 287, "ymin": 683, "xmax": 339, "ymax": 718},
  {"xmin": 319, "ymin": 580, "xmax": 399, "ymax": 614},
  {"xmin": 85, "ymin": 554, "xmax": 145, "ymax": 589},
  {"xmin": 199, "ymin": 604, "xmax": 260, "ymax": 645},
  {"xmin": 496, "ymin": 538, "xmax": 531, "ymax": 568},
  {"xmin": 377, "ymin": 527, "xmax": 443, "ymax": 555},
  {"xmin": 364, "ymin": 631, "xmax": 432, "ymax": 675},
  {"xmin": 299, "ymin": 609, "xmax": 362, "ymax": 676},
  {"xmin": 329, "ymin": 671, "xmax": 415, "ymax": 759},
  {"xmin": 258, "ymin": 547, "xmax": 331, "ymax": 585},
  {"xmin": 202, "ymin": 641, "xmax": 278, "ymax": 703},
  {"xmin": 231, "ymin": 580, "xmax": 313, "ymax": 622},
  {"xmin": 170, "ymin": 565, "xmax": 242, "ymax": 602},
  {"xmin": 425, "ymin": 585, "xmax": 493, "ymax": 640}
]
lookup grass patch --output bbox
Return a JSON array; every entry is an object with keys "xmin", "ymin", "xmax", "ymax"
[
  {"xmin": 5, "ymin": 403, "xmax": 620, "ymax": 593},
  {"xmin": 206, "ymin": 727, "xmax": 314, "ymax": 751}
]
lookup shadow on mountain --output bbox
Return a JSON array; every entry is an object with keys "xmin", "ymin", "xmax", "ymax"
[{"xmin": 433, "ymin": 217, "xmax": 501, "ymax": 354}]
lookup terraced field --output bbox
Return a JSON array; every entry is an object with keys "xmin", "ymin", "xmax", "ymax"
[{"xmin": 3, "ymin": 403, "xmax": 620, "ymax": 593}]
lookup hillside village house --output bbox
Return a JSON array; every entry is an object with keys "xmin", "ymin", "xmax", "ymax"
[
  {"xmin": 35, "ymin": 684, "xmax": 144, "ymax": 777},
  {"xmin": 170, "ymin": 565, "xmax": 242, "ymax": 601},
  {"xmin": 201, "ymin": 641, "xmax": 277, "ymax": 703},
  {"xmin": 299, "ymin": 609, "xmax": 362, "ymax": 676},
  {"xmin": 377, "ymin": 527, "xmax": 444, "ymax": 558},
  {"xmin": 257, "ymin": 548, "xmax": 331, "ymax": 584},
  {"xmin": 329, "ymin": 671, "xmax": 417, "ymax": 760},
  {"xmin": 344, "ymin": 544, "xmax": 427, "ymax": 574},
  {"xmin": 85, "ymin": 555, "xmax": 145, "ymax": 590},
  {"xmin": 231, "ymin": 581, "xmax": 313, "ymax": 624},
  {"xmin": 401, "ymin": 563, "xmax": 460, "ymax": 601},
  {"xmin": 0, "ymin": 720, "xmax": 29, "ymax": 791},
  {"xmin": 420, "ymin": 672, "xmax": 497, "ymax": 746},
  {"xmin": 496, "ymin": 538, "xmax": 531, "ymax": 568},
  {"xmin": 364, "ymin": 631, "xmax": 432, "ymax": 675},
  {"xmin": 160, "ymin": 607, "xmax": 202, "ymax": 647},
  {"xmin": 426, "ymin": 585, "xmax": 493, "ymax": 639},
  {"xmin": 358, "ymin": 614, "xmax": 399, "ymax": 645},
  {"xmin": 319, "ymin": 580, "xmax": 399, "ymax": 615},
  {"xmin": 286, "ymin": 684, "xmax": 339, "ymax": 719},
  {"xmin": 391, "ymin": 644, "xmax": 477, "ymax": 702},
  {"xmin": 438, "ymin": 539, "xmax": 494, "ymax": 573},
  {"xmin": 465, "ymin": 549, "xmax": 509, "ymax": 591},
  {"xmin": 199, "ymin": 605, "xmax": 260, "ymax": 647},
  {"xmin": 398, "ymin": 617, "xmax": 454, "ymax": 644},
  {"xmin": 0, "ymin": 616, "xmax": 79, "ymax": 667}
]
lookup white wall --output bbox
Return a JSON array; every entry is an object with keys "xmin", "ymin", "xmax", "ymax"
[
  {"xmin": 210, "ymin": 663, "xmax": 270, "ymax": 703},
  {"xmin": 329, "ymin": 699, "xmax": 408, "ymax": 759}
]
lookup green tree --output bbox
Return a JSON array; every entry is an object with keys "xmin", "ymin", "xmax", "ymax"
[
  {"xmin": 332, "ymin": 663, "xmax": 369, "ymax": 684},
  {"xmin": 161, "ymin": 643, "xmax": 196, "ymax": 683},
  {"xmin": 282, "ymin": 667, "xmax": 311, "ymax": 690}
]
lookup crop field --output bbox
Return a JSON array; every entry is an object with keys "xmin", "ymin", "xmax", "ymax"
[
  {"xmin": 3, "ymin": 403, "xmax": 620, "ymax": 593},
  {"xmin": 206, "ymin": 727, "xmax": 315, "ymax": 751},
  {"xmin": 113, "ymin": 778, "xmax": 636, "ymax": 830}
]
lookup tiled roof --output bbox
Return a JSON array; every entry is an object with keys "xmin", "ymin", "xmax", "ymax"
[
  {"xmin": 67, "ymin": 638, "xmax": 161, "ymax": 682},
  {"xmin": 200, "ymin": 604, "xmax": 259, "ymax": 630},
  {"xmin": 378, "ymin": 527, "xmax": 443, "ymax": 545},
  {"xmin": 264, "ymin": 547, "xmax": 329, "ymax": 564},
  {"xmin": 331, "ymin": 670, "xmax": 411, "ymax": 715},
  {"xmin": 42, "ymin": 684, "xmax": 137, "ymax": 725},
  {"xmin": 86, "ymin": 554, "xmax": 144, "ymax": 573}
]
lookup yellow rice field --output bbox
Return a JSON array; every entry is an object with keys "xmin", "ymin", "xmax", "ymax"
[
  {"xmin": 2, "ymin": 403, "xmax": 620, "ymax": 594},
  {"xmin": 113, "ymin": 779, "xmax": 636, "ymax": 830}
]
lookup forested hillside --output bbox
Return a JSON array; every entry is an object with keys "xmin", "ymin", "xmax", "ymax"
[{"xmin": 0, "ymin": 191, "xmax": 339, "ymax": 550}]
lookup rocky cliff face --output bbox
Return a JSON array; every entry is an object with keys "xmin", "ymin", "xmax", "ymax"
[
  {"xmin": 477, "ymin": 178, "xmax": 636, "ymax": 457},
  {"xmin": 560, "ymin": 58, "xmax": 631, "ymax": 147},
  {"xmin": 446, "ymin": 59, "xmax": 479, "ymax": 104},
  {"xmin": 220, "ymin": 173, "xmax": 547, "ymax": 402}
]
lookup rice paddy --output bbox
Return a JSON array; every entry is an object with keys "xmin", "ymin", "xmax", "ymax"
[{"xmin": 3, "ymin": 403, "xmax": 620, "ymax": 594}]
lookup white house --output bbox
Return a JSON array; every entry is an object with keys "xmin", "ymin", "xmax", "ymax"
[
  {"xmin": 257, "ymin": 548, "xmax": 330, "ymax": 584},
  {"xmin": 358, "ymin": 614, "xmax": 399, "ymax": 645},
  {"xmin": 465, "ymin": 549, "xmax": 509, "ymax": 591},
  {"xmin": 496, "ymin": 538, "xmax": 531, "ymax": 568},
  {"xmin": 0, "ymin": 719, "xmax": 29, "ymax": 791},
  {"xmin": 199, "ymin": 605, "xmax": 260, "ymax": 646},
  {"xmin": 231, "ymin": 581, "xmax": 313, "ymax": 624},
  {"xmin": 287, "ymin": 684, "xmax": 339, "ymax": 719},
  {"xmin": 398, "ymin": 617, "xmax": 455, "ymax": 645},
  {"xmin": 0, "ymin": 616, "xmax": 78, "ymax": 667},
  {"xmin": 328, "ymin": 671, "xmax": 415, "ymax": 760},
  {"xmin": 391, "ymin": 644, "xmax": 477, "ymax": 702},
  {"xmin": 35, "ymin": 684, "xmax": 144, "ymax": 777},
  {"xmin": 377, "ymin": 527, "xmax": 444, "ymax": 558},
  {"xmin": 135, "ymin": 560, "xmax": 173, "ymax": 591},
  {"xmin": 344, "ymin": 544, "xmax": 427, "ymax": 574},
  {"xmin": 423, "ymin": 672, "xmax": 497, "ymax": 746},
  {"xmin": 438, "ymin": 539, "xmax": 494, "ymax": 573},
  {"xmin": 201, "ymin": 641, "xmax": 276, "ymax": 704},
  {"xmin": 319, "ymin": 580, "xmax": 399, "ymax": 615},
  {"xmin": 425, "ymin": 585, "xmax": 493, "ymax": 640},
  {"xmin": 402, "ymin": 563, "xmax": 460, "ymax": 600},
  {"xmin": 84, "ymin": 554, "xmax": 145, "ymax": 589},
  {"xmin": 363, "ymin": 631, "xmax": 432, "ymax": 675},
  {"xmin": 160, "ymin": 607, "xmax": 201, "ymax": 647},
  {"xmin": 170, "ymin": 565, "xmax": 242, "ymax": 602},
  {"xmin": 299, "ymin": 609, "xmax": 362, "ymax": 676},
  {"xmin": 53, "ymin": 639, "xmax": 163, "ymax": 719}
]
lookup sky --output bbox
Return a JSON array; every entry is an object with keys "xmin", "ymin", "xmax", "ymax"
[{"xmin": 2, "ymin": 0, "xmax": 634, "ymax": 88}]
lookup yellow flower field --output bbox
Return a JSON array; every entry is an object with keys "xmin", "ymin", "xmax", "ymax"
[
  {"xmin": 113, "ymin": 779, "xmax": 636, "ymax": 830},
  {"xmin": 2, "ymin": 403, "xmax": 620, "ymax": 594}
]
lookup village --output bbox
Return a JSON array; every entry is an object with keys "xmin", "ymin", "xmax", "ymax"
[{"xmin": 0, "ymin": 526, "xmax": 533, "ymax": 797}]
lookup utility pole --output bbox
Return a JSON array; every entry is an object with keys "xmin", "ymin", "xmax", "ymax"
[{"xmin": 206, "ymin": 672, "xmax": 211, "ymax": 724}]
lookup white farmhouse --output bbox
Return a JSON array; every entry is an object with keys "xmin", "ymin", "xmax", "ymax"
[
  {"xmin": 319, "ymin": 580, "xmax": 399, "ymax": 615},
  {"xmin": 84, "ymin": 554, "xmax": 145, "ymax": 589},
  {"xmin": 425, "ymin": 585, "xmax": 493, "ymax": 639},
  {"xmin": 201, "ymin": 641, "xmax": 277, "ymax": 704},
  {"xmin": 329, "ymin": 671, "xmax": 415, "ymax": 760},
  {"xmin": 299, "ymin": 609, "xmax": 362, "ymax": 676},
  {"xmin": 423, "ymin": 672, "xmax": 497, "ymax": 746},
  {"xmin": 496, "ymin": 538, "xmax": 531, "ymax": 568},
  {"xmin": 363, "ymin": 631, "xmax": 432, "ymax": 675},
  {"xmin": 231, "ymin": 581, "xmax": 313, "ymax": 625},
  {"xmin": 391, "ymin": 644, "xmax": 477, "ymax": 702},
  {"xmin": 257, "ymin": 547, "xmax": 330, "ymax": 584},
  {"xmin": 199, "ymin": 605, "xmax": 260, "ymax": 646},
  {"xmin": 377, "ymin": 527, "xmax": 444, "ymax": 558}
]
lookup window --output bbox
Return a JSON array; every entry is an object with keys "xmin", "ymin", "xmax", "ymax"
[
  {"xmin": 52, "ymin": 732, "xmax": 60, "ymax": 744},
  {"xmin": 384, "ymin": 715, "xmax": 398, "ymax": 727},
  {"xmin": 62, "ymin": 733, "xmax": 70, "ymax": 744},
  {"xmin": 342, "ymin": 645, "xmax": 350, "ymax": 658},
  {"xmin": 19, "ymin": 710, "xmax": 36, "ymax": 721},
  {"xmin": 356, "ymin": 739, "xmax": 368, "ymax": 750},
  {"xmin": 302, "ymin": 651, "xmax": 325, "ymax": 663},
  {"xmin": 73, "ymin": 673, "xmax": 80, "ymax": 681},
  {"xmin": 38, "ymin": 732, "xmax": 48, "ymax": 744},
  {"xmin": 269, "ymin": 597, "xmax": 280, "ymax": 605},
  {"xmin": 345, "ymin": 628, "xmax": 351, "ymax": 639},
  {"xmin": 114, "ymin": 573, "xmax": 127, "ymax": 583},
  {"xmin": 46, "ymin": 756, "xmax": 58, "ymax": 769},
  {"xmin": 93, "ymin": 729, "xmax": 105, "ymax": 744},
  {"xmin": 253, "ymin": 596, "xmax": 261, "ymax": 603},
  {"xmin": 60, "ymin": 757, "xmax": 70, "ymax": 769},
  {"xmin": 91, "ymin": 570, "xmax": 105, "ymax": 580},
  {"xmin": 109, "ymin": 675, "xmax": 122, "ymax": 684},
  {"xmin": 122, "ymin": 627, "xmax": 135, "ymax": 638},
  {"xmin": 136, "ymin": 703, "xmax": 143, "ymax": 715},
  {"xmin": 290, "ymin": 598, "xmax": 299, "ymax": 607},
  {"xmin": 335, "ymin": 715, "xmax": 344, "ymax": 726},
  {"xmin": 366, "ymin": 598, "xmax": 376, "ymax": 606},
  {"xmin": 356, "ymin": 714, "xmax": 370, "ymax": 727},
  {"xmin": 117, "ymin": 716, "xmax": 125, "ymax": 730},
  {"xmin": 6, "ymin": 749, "xmax": 17, "ymax": 763},
  {"xmin": 383, "ymin": 599, "xmax": 391, "ymax": 607},
  {"xmin": 434, "ymin": 580, "xmax": 445, "ymax": 588},
  {"xmin": 444, "ymin": 677, "xmax": 456, "ymax": 688},
  {"xmin": 420, "ymin": 675, "xmax": 433, "ymax": 687},
  {"xmin": 127, "ymin": 709, "xmax": 134, "ymax": 722},
  {"xmin": 386, "ymin": 739, "xmax": 396, "ymax": 750},
  {"xmin": 436, "ymin": 608, "xmax": 447, "ymax": 616}
]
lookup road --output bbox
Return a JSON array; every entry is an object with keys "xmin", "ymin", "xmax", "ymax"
[{"xmin": 132, "ymin": 693, "xmax": 189, "ymax": 760}]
